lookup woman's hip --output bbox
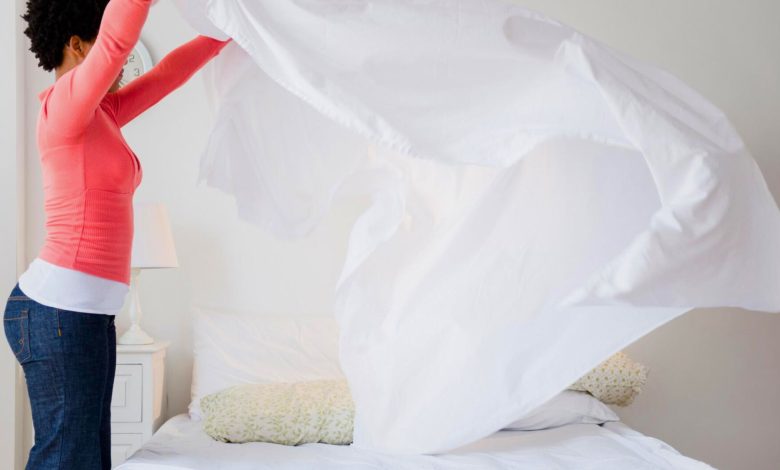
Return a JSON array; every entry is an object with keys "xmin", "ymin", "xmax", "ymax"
[{"xmin": 4, "ymin": 282, "xmax": 116, "ymax": 366}]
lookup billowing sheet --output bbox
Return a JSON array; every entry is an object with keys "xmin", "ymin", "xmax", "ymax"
[{"xmin": 173, "ymin": 0, "xmax": 780, "ymax": 454}]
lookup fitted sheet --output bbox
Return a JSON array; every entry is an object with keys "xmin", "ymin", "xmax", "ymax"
[{"xmin": 118, "ymin": 415, "xmax": 712, "ymax": 470}]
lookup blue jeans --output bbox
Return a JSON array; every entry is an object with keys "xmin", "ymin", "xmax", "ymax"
[{"xmin": 3, "ymin": 282, "xmax": 116, "ymax": 470}]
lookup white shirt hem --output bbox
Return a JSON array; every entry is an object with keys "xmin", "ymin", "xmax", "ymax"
[{"xmin": 18, "ymin": 257, "xmax": 129, "ymax": 316}]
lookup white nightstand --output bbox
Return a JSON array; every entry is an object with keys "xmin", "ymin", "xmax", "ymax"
[{"xmin": 110, "ymin": 341, "xmax": 170, "ymax": 468}]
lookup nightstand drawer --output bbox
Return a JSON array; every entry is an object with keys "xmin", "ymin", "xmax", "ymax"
[
  {"xmin": 111, "ymin": 364, "xmax": 143, "ymax": 423},
  {"xmin": 111, "ymin": 433, "xmax": 143, "ymax": 468}
]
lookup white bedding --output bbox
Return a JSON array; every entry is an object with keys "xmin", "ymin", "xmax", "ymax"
[
  {"xmin": 118, "ymin": 415, "xmax": 712, "ymax": 470},
  {"xmin": 174, "ymin": 0, "xmax": 780, "ymax": 454}
]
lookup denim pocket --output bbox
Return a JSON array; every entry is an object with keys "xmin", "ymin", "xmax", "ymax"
[{"xmin": 4, "ymin": 310, "xmax": 31, "ymax": 364}]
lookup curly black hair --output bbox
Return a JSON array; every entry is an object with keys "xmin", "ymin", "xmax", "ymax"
[{"xmin": 22, "ymin": 0, "xmax": 111, "ymax": 72}]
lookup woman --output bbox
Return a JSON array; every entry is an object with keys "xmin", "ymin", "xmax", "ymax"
[{"xmin": 3, "ymin": 0, "xmax": 229, "ymax": 468}]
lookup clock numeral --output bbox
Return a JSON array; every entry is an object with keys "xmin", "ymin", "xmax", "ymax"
[{"xmin": 121, "ymin": 46, "xmax": 149, "ymax": 84}]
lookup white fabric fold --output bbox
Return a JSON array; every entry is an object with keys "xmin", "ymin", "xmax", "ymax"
[{"xmin": 174, "ymin": 0, "xmax": 780, "ymax": 454}]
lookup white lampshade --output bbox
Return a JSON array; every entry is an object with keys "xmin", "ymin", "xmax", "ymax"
[{"xmin": 131, "ymin": 203, "xmax": 179, "ymax": 269}]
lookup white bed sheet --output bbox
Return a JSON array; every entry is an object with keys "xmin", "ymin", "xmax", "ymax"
[
  {"xmin": 176, "ymin": 0, "xmax": 780, "ymax": 453},
  {"xmin": 118, "ymin": 415, "xmax": 712, "ymax": 470}
]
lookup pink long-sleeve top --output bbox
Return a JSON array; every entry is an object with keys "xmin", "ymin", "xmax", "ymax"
[{"xmin": 18, "ymin": 0, "xmax": 230, "ymax": 314}]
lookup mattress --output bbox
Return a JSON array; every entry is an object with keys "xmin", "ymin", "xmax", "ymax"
[{"xmin": 118, "ymin": 415, "xmax": 713, "ymax": 470}]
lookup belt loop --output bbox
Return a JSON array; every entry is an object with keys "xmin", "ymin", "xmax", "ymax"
[{"xmin": 55, "ymin": 309, "xmax": 62, "ymax": 337}]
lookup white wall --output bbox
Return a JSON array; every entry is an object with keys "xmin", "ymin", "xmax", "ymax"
[
  {"xmin": 1, "ymin": 0, "xmax": 27, "ymax": 468},
  {"xmin": 19, "ymin": 1, "xmax": 779, "ymax": 469}
]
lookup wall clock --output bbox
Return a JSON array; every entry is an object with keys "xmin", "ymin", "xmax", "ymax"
[{"xmin": 120, "ymin": 40, "xmax": 154, "ymax": 87}]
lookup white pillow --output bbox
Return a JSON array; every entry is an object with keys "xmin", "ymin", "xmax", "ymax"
[
  {"xmin": 503, "ymin": 390, "xmax": 618, "ymax": 431},
  {"xmin": 189, "ymin": 308, "xmax": 343, "ymax": 420}
]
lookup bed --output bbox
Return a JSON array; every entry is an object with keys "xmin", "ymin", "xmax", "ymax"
[
  {"xmin": 118, "ymin": 414, "xmax": 712, "ymax": 470},
  {"xmin": 117, "ymin": 309, "xmax": 714, "ymax": 469}
]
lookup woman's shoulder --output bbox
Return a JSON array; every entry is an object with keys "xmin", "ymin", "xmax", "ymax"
[{"xmin": 38, "ymin": 79, "xmax": 118, "ymax": 139}]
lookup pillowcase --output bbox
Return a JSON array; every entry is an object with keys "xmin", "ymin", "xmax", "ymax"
[
  {"xmin": 503, "ymin": 390, "xmax": 618, "ymax": 431},
  {"xmin": 189, "ymin": 308, "xmax": 343, "ymax": 420},
  {"xmin": 569, "ymin": 351, "xmax": 649, "ymax": 406},
  {"xmin": 201, "ymin": 379, "xmax": 354, "ymax": 445}
]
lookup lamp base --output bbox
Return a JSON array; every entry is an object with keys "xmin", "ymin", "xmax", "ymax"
[{"xmin": 118, "ymin": 324, "xmax": 155, "ymax": 345}]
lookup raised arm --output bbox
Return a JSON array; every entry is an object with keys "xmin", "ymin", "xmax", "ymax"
[
  {"xmin": 47, "ymin": 0, "xmax": 153, "ymax": 136},
  {"xmin": 111, "ymin": 36, "xmax": 231, "ymax": 127}
]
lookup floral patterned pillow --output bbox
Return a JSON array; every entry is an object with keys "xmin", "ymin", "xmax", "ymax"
[
  {"xmin": 201, "ymin": 379, "xmax": 354, "ymax": 445},
  {"xmin": 569, "ymin": 352, "xmax": 649, "ymax": 406}
]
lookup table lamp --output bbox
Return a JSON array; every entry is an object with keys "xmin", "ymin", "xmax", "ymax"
[{"xmin": 118, "ymin": 203, "xmax": 179, "ymax": 345}]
